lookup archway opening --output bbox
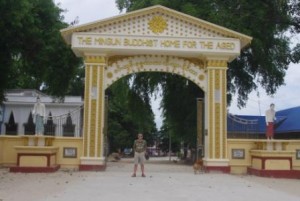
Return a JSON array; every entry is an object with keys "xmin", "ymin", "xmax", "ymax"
[{"xmin": 105, "ymin": 71, "xmax": 205, "ymax": 166}]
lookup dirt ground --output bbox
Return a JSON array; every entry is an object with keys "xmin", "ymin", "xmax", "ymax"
[{"xmin": 0, "ymin": 157, "xmax": 300, "ymax": 201}]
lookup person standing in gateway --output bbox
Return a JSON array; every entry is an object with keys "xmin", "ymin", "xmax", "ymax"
[
  {"xmin": 32, "ymin": 96, "xmax": 46, "ymax": 135},
  {"xmin": 265, "ymin": 103, "xmax": 276, "ymax": 140},
  {"xmin": 132, "ymin": 133, "xmax": 147, "ymax": 177}
]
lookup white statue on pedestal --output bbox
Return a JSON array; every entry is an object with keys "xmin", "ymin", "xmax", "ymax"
[
  {"xmin": 32, "ymin": 96, "xmax": 46, "ymax": 135},
  {"xmin": 265, "ymin": 103, "xmax": 276, "ymax": 140}
]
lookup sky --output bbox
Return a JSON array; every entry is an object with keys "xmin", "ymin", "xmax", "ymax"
[{"xmin": 55, "ymin": 0, "xmax": 300, "ymax": 127}]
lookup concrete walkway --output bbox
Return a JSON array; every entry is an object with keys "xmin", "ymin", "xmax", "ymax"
[{"xmin": 1, "ymin": 157, "xmax": 300, "ymax": 201}]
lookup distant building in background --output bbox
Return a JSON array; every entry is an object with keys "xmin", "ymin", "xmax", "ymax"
[
  {"xmin": 1, "ymin": 89, "xmax": 299, "ymax": 139},
  {"xmin": 0, "ymin": 89, "xmax": 83, "ymax": 136},
  {"xmin": 228, "ymin": 106, "xmax": 300, "ymax": 139}
]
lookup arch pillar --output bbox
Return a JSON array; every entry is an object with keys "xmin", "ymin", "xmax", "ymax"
[
  {"xmin": 79, "ymin": 55, "xmax": 106, "ymax": 171},
  {"xmin": 204, "ymin": 59, "xmax": 230, "ymax": 172}
]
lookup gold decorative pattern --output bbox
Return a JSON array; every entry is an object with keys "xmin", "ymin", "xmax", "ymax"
[
  {"xmin": 90, "ymin": 100, "xmax": 97, "ymax": 157},
  {"xmin": 85, "ymin": 55, "xmax": 106, "ymax": 64},
  {"xmin": 207, "ymin": 66, "xmax": 228, "ymax": 159},
  {"xmin": 148, "ymin": 16, "xmax": 167, "ymax": 34},
  {"xmin": 107, "ymin": 72, "xmax": 113, "ymax": 79},
  {"xmin": 207, "ymin": 60, "xmax": 227, "ymax": 68},
  {"xmin": 215, "ymin": 70, "xmax": 220, "ymax": 90},
  {"xmin": 208, "ymin": 70, "xmax": 214, "ymax": 158},
  {"xmin": 108, "ymin": 56, "xmax": 131, "ymax": 66},
  {"xmin": 215, "ymin": 103, "xmax": 220, "ymax": 158},
  {"xmin": 90, "ymin": 68, "xmax": 97, "ymax": 156},
  {"xmin": 185, "ymin": 58, "xmax": 205, "ymax": 69},
  {"xmin": 209, "ymin": 66, "xmax": 228, "ymax": 159},
  {"xmin": 83, "ymin": 66, "xmax": 91, "ymax": 156},
  {"xmin": 97, "ymin": 66, "xmax": 104, "ymax": 157},
  {"xmin": 61, "ymin": 6, "xmax": 252, "ymax": 48},
  {"xmin": 198, "ymin": 74, "xmax": 205, "ymax": 81},
  {"xmin": 108, "ymin": 55, "xmax": 204, "ymax": 69},
  {"xmin": 92, "ymin": 67, "xmax": 97, "ymax": 86},
  {"xmin": 222, "ymin": 69, "xmax": 227, "ymax": 158},
  {"xmin": 106, "ymin": 55, "xmax": 206, "ymax": 91}
]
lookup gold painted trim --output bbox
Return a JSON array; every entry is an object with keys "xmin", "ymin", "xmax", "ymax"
[
  {"xmin": 108, "ymin": 55, "xmax": 132, "ymax": 66},
  {"xmin": 208, "ymin": 70, "xmax": 214, "ymax": 158},
  {"xmin": 198, "ymin": 74, "xmax": 205, "ymax": 81},
  {"xmin": 83, "ymin": 66, "xmax": 91, "ymax": 156},
  {"xmin": 85, "ymin": 55, "xmax": 106, "ymax": 64},
  {"xmin": 207, "ymin": 65, "xmax": 228, "ymax": 159},
  {"xmin": 107, "ymin": 72, "xmax": 113, "ymax": 79},
  {"xmin": 82, "ymin": 55, "xmax": 107, "ymax": 157},
  {"xmin": 97, "ymin": 66, "xmax": 104, "ymax": 157},
  {"xmin": 89, "ymin": 99, "xmax": 97, "ymax": 157},
  {"xmin": 207, "ymin": 60, "xmax": 227, "ymax": 68},
  {"xmin": 222, "ymin": 69, "xmax": 227, "ymax": 158},
  {"xmin": 215, "ymin": 103, "xmax": 220, "ymax": 159},
  {"xmin": 108, "ymin": 55, "xmax": 205, "ymax": 68},
  {"xmin": 106, "ymin": 55, "xmax": 206, "ymax": 92},
  {"xmin": 215, "ymin": 69, "xmax": 220, "ymax": 90}
]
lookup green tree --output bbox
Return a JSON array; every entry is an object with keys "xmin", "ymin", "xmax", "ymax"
[
  {"xmin": 160, "ymin": 74, "xmax": 203, "ymax": 147},
  {"xmin": 116, "ymin": 0, "xmax": 299, "ymax": 107},
  {"xmin": 125, "ymin": 72, "xmax": 203, "ymax": 151},
  {"xmin": 106, "ymin": 76, "xmax": 157, "ymax": 153},
  {"xmin": 0, "ymin": 0, "xmax": 81, "ymax": 102}
]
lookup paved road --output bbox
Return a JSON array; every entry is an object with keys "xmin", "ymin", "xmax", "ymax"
[{"xmin": 1, "ymin": 158, "xmax": 300, "ymax": 201}]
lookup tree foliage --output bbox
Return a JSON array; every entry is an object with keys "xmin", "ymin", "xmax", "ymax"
[
  {"xmin": 0, "ymin": 0, "xmax": 156, "ymax": 153},
  {"xmin": 115, "ymin": 0, "xmax": 300, "ymax": 148},
  {"xmin": 160, "ymin": 74, "xmax": 203, "ymax": 146},
  {"xmin": 0, "ymin": 0, "xmax": 82, "ymax": 102},
  {"xmin": 126, "ymin": 72, "xmax": 204, "ymax": 150},
  {"xmin": 116, "ymin": 0, "xmax": 300, "ymax": 106},
  {"xmin": 106, "ymin": 75, "xmax": 157, "ymax": 152},
  {"xmin": 2, "ymin": 0, "xmax": 299, "ymax": 153}
]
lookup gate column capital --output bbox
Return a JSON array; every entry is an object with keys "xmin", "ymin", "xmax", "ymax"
[
  {"xmin": 84, "ymin": 55, "xmax": 107, "ymax": 64},
  {"xmin": 206, "ymin": 60, "xmax": 228, "ymax": 68}
]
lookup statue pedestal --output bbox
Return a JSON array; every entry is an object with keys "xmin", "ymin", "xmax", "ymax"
[
  {"xmin": 261, "ymin": 140, "xmax": 284, "ymax": 151},
  {"xmin": 23, "ymin": 135, "xmax": 54, "ymax": 146},
  {"xmin": 266, "ymin": 141, "xmax": 273, "ymax": 151},
  {"xmin": 10, "ymin": 138, "xmax": 59, "ymax": 172},
  {"xmin": 248, "ymin": 150, "xmax": 299, "ymax": 178}
]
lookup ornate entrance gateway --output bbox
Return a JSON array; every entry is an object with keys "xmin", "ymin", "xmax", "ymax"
[{"xmin": 61, "ymin": 5, "xmax": 252, "ymax": 171}]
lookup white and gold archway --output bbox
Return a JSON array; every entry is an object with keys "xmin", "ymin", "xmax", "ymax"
[{"xmin": 61, "ymin": 5, "xmax": 252, "ymax": 171}]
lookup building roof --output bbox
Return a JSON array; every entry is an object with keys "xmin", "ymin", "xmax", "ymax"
[
  {"xmin": 275, "ymin": 106, "xmax": 300, "ymax": 133},
  {"xmin": 3, "ymin": 89, "xmax": 83, "ymax": 105},
  {"xmin": 5, "ymin": 89, "xmax": 47, "ymax": 97},
  {"xmin": 227, "ymin": 114, "xmax": 264, "ymax": 133},
  {"xmin": 228, "ymin": 106, "xmax": 300, "ymax": 134}
]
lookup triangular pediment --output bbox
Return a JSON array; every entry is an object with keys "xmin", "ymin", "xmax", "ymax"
[{"xmin": 61, "ymin": 5, "xmax": 252, "ymax": 48}]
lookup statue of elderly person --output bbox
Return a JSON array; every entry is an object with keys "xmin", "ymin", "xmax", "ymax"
[
  {"xmin": 32, "ymin": 96, "xmax": 46, "ymax": 135},
  {"xmin": 265, "ymin": 103, "xmax": 276, "ymax": 140}
]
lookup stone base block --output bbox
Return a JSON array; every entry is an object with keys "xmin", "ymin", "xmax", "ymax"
[{"xmin": 10, "ymin": 165, "xmax": 60, "ymax": 173}]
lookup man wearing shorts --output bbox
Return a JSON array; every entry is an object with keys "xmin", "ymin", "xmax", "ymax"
[{"xmin": 132, "ymin": 133, "xmax": 147, "ymax": 177}]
